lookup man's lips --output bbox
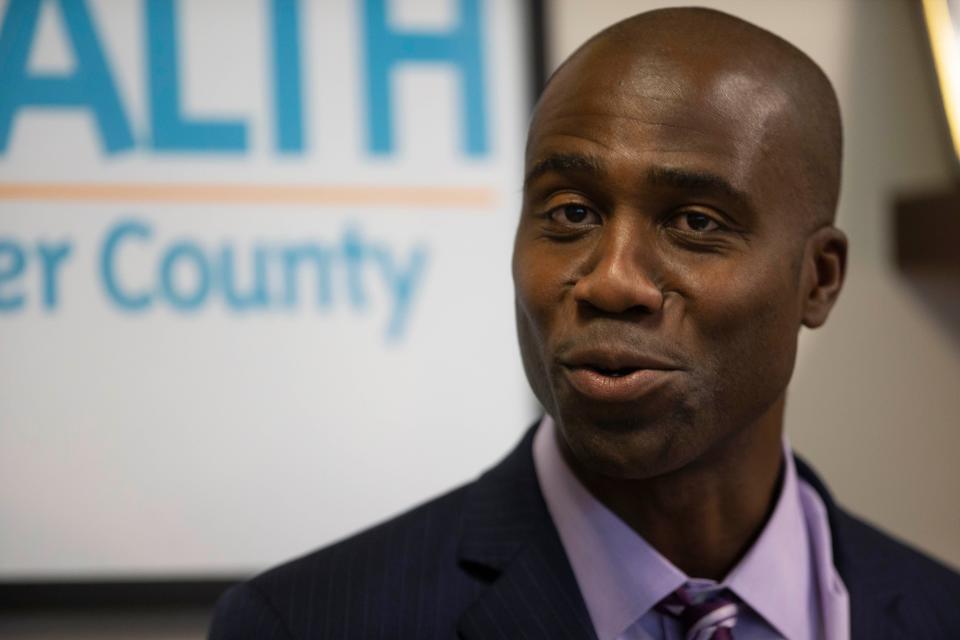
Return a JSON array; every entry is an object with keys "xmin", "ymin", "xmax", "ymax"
[
  {"xmin": 559, "ymin": 348, "xmax": 681, "ymax": 403},
  {"xmin": 560, "ymin": 348, "xmax": 680, "ymax": 372}
]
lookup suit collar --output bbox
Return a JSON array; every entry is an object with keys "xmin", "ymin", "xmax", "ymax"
[
  {"xmin": 457, "ymin": 423, "xmax": 598, "ymax": 640},
  {"xmin": 794, "ymin": 455, "xmax": 907, "ymax": 639}
]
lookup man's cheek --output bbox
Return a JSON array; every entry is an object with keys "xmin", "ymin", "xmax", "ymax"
[
  {"xmin": 713, "ymin": 296, "xmax": 798, "ymax": 404},
  {"xmin": 687, "ymin": 283, "xmax": 758, "ymax": 344},
  {"xmin": 518, "ymin": 260, "xmax": 562, "ymax": 325},
  {"xmin": 690, "ymin": 281, "xmax": 786, "ymax": 362}
]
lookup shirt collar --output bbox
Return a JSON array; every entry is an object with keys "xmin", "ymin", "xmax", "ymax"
[
  {"xmin": 532, "ymin": 415, "xmax": 813, "ymax": 640},
  {"xmin": 725, "ymin": 434, "xmax": 812, "ymax": 640}
]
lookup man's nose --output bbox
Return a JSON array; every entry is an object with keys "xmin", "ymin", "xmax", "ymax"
[{"xmin": 571, "ymin": 227, "xmax": 664, "ymax": 315}]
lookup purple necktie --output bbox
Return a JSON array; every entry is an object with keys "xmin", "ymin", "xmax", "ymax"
[{"xmin": 655, "ymin": 583, "xmax": 739, "ymax": 640}]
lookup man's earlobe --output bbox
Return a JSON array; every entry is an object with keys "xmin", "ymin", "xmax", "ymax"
[{"xmin": 801, "ymin": 226, "xmax": 848, "ymax": 328}]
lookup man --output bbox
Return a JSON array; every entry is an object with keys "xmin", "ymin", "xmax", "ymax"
[{"xmin": 210, "ymin": 8, "xmax": 960, "ymax": 639}]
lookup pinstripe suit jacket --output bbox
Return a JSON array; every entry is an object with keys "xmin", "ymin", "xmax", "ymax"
[{"xmin": 209, "ymin": 424, "xmax": 960, "ymax": 639}]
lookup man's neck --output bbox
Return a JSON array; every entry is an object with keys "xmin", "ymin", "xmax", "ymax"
[{"xmin": 558, "ymin": 400, "xmax": 786, "ymax": 581}]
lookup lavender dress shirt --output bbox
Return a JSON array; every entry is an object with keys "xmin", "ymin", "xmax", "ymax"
[{"xmin": 532, "ymin": 416, "xmax": 850, "ymax": 640}]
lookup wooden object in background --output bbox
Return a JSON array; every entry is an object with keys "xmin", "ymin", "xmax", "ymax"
[{"xmin": 895, "ymin": 186, "xmax": 960, "ymax": 276}]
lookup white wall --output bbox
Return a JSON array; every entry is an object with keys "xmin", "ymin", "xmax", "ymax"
[{"xmin": 548, "ymin": 0, "xmax": 960, "ymax": 570}]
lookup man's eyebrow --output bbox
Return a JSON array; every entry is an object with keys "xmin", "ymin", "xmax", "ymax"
[
  {"xmin": 647, "ymin": 167, "xmax": 751, "ymax": 208},
  {"xmin": 524, "ymin": 153, "xmax": 605, "ymax": 187}
]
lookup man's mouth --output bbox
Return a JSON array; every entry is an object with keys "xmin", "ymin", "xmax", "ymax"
[
  {"xmin": 558, "ymin": 348, "xmax": 681, "ymax": 402},
  {"xmin": 560, "ymin": 347, "xmax": 680, "ymax": 373},
  {"xmin": 562, "ymin": 365, "xmax": 678, "ymax": 403},
  {"xmin": 581, "ymin": 365, "xmax": 640, "ymax": 378}
]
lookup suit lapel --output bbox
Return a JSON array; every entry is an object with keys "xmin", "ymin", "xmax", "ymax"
[
  {"xmin": 847, "ymin": 589, "xmax": 907, "ymax": 640},
  {"xmin": 456, "ymin": 424, "xmax": 597, "ymax": 640},
  {"xmin": 457, "ymin": 540, "xmax": 599, "ymax": 640}
]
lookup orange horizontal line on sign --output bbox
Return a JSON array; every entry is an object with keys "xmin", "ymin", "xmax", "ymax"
[{"xmin": 0, "ymin": 182, "xmax": 497, "ymax": 208}]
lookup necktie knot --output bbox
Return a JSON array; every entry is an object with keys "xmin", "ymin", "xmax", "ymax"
[{"xmin": 655, "ymin": 584, "xmax": 739, "ymax": 640}]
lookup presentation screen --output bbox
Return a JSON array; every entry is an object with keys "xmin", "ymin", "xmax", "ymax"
[{"xmin": 0, "ymin": 0, "xmax": 536, "ymax": 579}]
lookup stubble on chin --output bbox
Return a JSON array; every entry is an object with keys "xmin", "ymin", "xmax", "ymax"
[{"xmin": 552, "ymin": 396, "xmax": 705, "ymax": 481}]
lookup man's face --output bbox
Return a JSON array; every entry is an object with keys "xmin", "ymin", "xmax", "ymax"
[{"xmin": 513, "ymin": 46, "xmax": 816, "ymax": 479}]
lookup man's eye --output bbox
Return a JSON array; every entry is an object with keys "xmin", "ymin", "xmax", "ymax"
[
  {"xmin": 673, "ymin": 211, "xmax": 722, "ymax": 232},
  {"xmin": 547, "ymin": 204, "xmax": 601, "ymax": 226}
]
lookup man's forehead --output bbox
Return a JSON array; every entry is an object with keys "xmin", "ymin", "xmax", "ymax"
[
  {"xmin": 529, "ymin": 45, "xmax": 789, "ymax": 154},
  {"xmin": 526, "ymin": 56, "xmax": 813, "ymax": 233},
  {"xmin": 525, "ymin": 43, "xmax": 800, "ymax": 196}
]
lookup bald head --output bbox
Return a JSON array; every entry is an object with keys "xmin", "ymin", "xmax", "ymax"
[
  {"xmin": 533, "ymin": 7, "xmax": 843, "ymax": 227},
  {"xmin": 513, "ymin": 6, "xmax": 849, "ymax": 523}
]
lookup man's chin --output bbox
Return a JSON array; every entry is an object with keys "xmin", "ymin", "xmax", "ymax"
[{"xmin": 554, "ymin": 412, "xmax": 693, "ymax": 481}]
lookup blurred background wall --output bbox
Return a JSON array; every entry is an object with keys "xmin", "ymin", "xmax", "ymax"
[{"xmin": 3, "ymin": 0, "xmax": 958, "ymax": 638}]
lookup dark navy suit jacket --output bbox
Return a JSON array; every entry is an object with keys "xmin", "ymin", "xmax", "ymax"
[{"xmin": 209, "ymin": 425, "xmax": 960, "ymax": 639}]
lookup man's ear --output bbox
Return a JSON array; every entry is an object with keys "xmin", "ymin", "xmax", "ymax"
[{"xmin": 801, "ymin": 226, "xmax": 848, "ymax": 328}]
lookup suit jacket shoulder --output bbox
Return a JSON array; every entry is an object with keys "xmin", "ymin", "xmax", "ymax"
[
  {"xmin": 209, "ymin": 424, "xmax": 597, "ymax": 640},
  {"xmin": 209, "ymin": 481, "xmax": 485, "ymax": 640}
]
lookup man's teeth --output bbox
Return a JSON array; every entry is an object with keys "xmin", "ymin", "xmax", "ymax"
[{"xmin": 590, "ymin": 366, "xmax": 635, "ymax": 377}]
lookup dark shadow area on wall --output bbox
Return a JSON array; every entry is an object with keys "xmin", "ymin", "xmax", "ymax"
[
  {"xmin": 0, "ymin": 608, "xmax": 212, "ymax": 640},
  {"xmin": 895, "ymin": 187, "xmax": 960, "ymax": 355},
  {"xmin": 0, "ymin": 579, "xmax": 235, "ymax": 610},
  {"xmin": 0, "ymin": 580, "xmax": 234, "ymax": 639}
]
